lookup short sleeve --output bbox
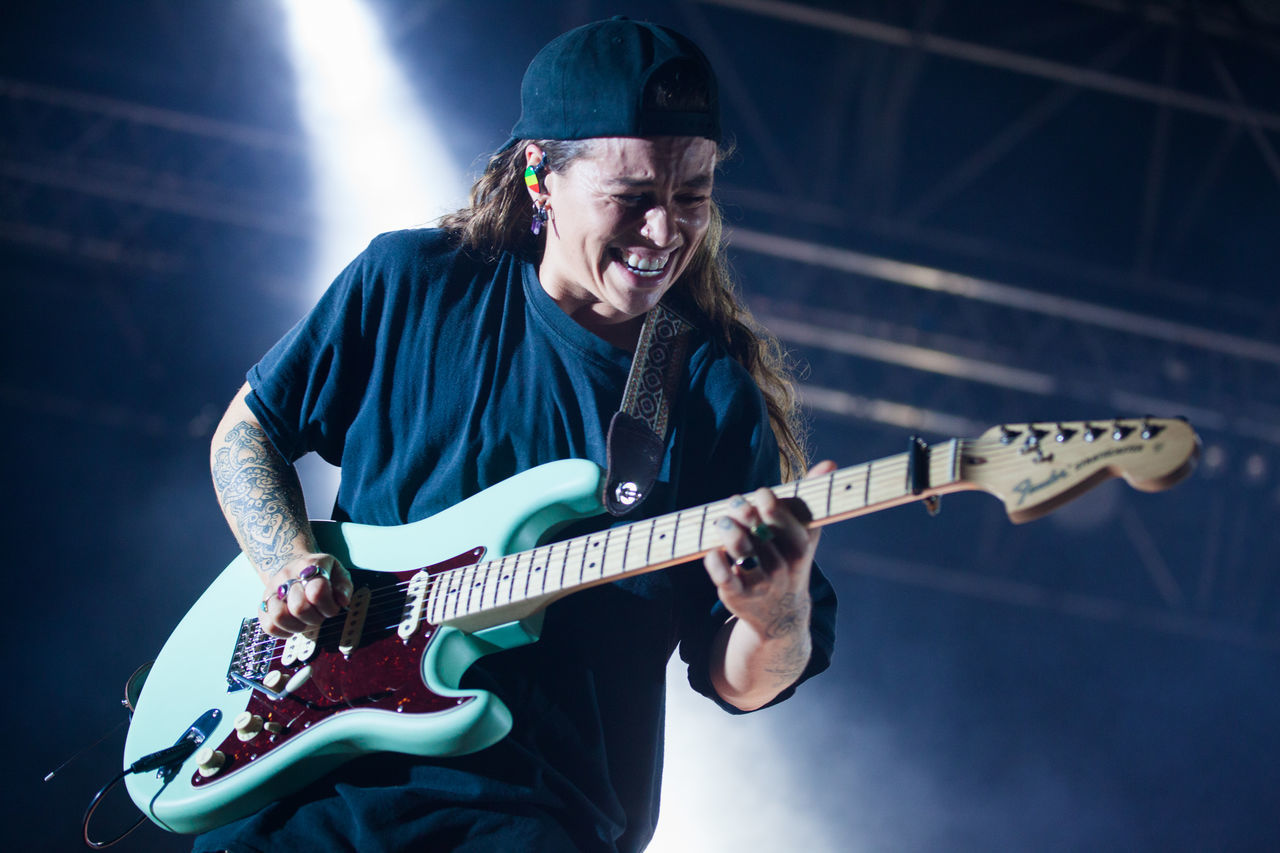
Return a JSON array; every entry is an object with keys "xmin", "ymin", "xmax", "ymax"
[{"xmin": 244, "ymin": 243, "xmax": 384, "ymax": 466}]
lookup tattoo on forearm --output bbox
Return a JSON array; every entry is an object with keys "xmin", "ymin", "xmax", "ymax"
[
  {"xmin": 764, "ymin": 593, "xmax": 809, "ymax": 639},
  {"xmin": 762, "ymin": 593, "xmax": 812, "ymax": 678},
  {"xmin": 212, "ymin": 421, "xmax": 309, "ymax": 576}
]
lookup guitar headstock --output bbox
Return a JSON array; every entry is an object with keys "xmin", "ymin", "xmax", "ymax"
[{"xmin": 958, "ymin": 417, "xmax": 1200, "ymax": 523}]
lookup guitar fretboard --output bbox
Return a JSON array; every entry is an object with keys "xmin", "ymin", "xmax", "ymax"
[{"xmin": 426, "ymin": 440, "xmax": 961, "ymax": 625}]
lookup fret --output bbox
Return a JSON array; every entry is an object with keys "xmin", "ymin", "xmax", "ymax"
[
  {"xmin": 519, "ymin": 549, "xmax": 537, "ymax": 598},
  {"xmin": 650, "ymin": 514, "xmax": 677, "ymax": 564},
  {"xmin": 641, "ymin": 517, "xmax": 655, "ymax": 567},
  {"xmin": 439, "ymin": 567, "xmax": 464, "ymax": 623},
  {"xmin": 601, "ymin": 527, "xmax": 628, "ymax": 577},
  {"xmin": 494, "ymin": 555, "xmax": 518, "ymax": 606},
  {"xmin": 827, "ymin": 463, "xmax": 866, "ymax": 517},
  {"xmin": 447, "ymin": 568, "xmax": 465, "ymax": 621},
  {"xmin": 672, "ymin": 507, "xmax": 703, "ymax": 561},
  {"xmin": 583, "ymin": 532, "xmax": 607, "ymax": 579},
  {"xmin": 544, "ymin": 540, "xmax": 567, "ymax": 594},
  {"xmin": 478, "ymin": 559, "xmax": 499, "ymax": 611},
  {"xmin": 455, "ymin": 563, "xmax": 480, "ymax": 619},
  {"xmin": 425, "ymin": 570, "xmax": 444, "ymax": 624},
  {"xmin": 695, "ymin": 504, "xmax": 709, "ymax": 553},
  {"xmin": 625, "ymin": 519, "xmax": 653, "ymax": 572},
  {"xmin": 563, "ymin": 535, "xmax": 589, "ymax": 587}
]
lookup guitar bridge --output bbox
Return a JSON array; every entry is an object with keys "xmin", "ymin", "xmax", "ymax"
[{"xmin": 226, "ymin": 617, "xmax": 274, "ymax": 692}]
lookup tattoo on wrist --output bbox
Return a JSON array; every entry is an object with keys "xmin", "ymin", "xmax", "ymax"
[
  {"xmin": 761, "ymin": 593, "xmax": 812, "ymax": 679},
  {"xmin": 764, "ymin": 593, "xmax": 810, "ymax": 639},
  {"xmin": 212, "ymin": 421, "xmax": 308, "ymax": 576}
]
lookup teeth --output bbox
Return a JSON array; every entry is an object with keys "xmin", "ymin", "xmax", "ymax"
[{"xmin": 625, "ymin": 253, "xmax": 668, "ymax": 275}]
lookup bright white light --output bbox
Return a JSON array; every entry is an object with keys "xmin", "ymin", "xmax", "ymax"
[
  {"xmin": 279, "ymin": 0, "xmax": 465, "ymax": 505},
  {"xmin": 279, "ymin": 0, "xmax": 465, "ymax": 294},
  {"xmin": 650, "ymin": 656, "xmax": 839, "ymax": 851}
]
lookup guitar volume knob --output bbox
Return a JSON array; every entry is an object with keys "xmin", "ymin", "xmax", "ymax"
[{"xmin": 194, "ymin": 746, "xmax": 226, "ymax": 777}]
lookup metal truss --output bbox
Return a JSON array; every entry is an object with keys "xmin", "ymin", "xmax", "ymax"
[
  {"xmin": 672, "ymin": 0, "xmax": 1280, "ymax": 646},
  {"xmin": 4, "ymin": 0, "xmax": 1275, "ymax": 649}
]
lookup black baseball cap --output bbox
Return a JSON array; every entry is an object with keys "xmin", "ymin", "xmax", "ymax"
[{"xmin": 505, "ymin": 17, "xmax": 721, "ymax": 147}]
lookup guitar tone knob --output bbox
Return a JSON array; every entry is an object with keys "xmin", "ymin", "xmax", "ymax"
[
  {"xmin": 234, "ymin": 711, "xmax": 264, "ymax": 741},
  {"xmin": 194, "ymin": 746, "xmax": 226, "ymax": 777}
]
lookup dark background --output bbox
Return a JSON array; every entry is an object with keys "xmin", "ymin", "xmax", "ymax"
[{"xmin": 6, "ymin": 1, "xmax": 1278, "ymax": 850}]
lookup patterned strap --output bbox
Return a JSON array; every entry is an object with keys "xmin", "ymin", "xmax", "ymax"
[{"xmin": 603, "ymin": 301, "xmax": 695, "ymax": 516}]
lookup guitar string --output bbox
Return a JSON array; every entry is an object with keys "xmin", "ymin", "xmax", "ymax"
[{"xmin": 237, "ymin": 429, "xmax": 1168, "ymax": 661}]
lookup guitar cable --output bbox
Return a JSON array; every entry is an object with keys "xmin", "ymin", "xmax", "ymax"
[{"xmin": 81, "ymin": 738, "xmax": 201, "ymax": 848}]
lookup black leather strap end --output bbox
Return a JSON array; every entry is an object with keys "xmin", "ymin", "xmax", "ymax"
[{"xmin": 604, "ymin": 412, "xmax": 664, "ymax": 516}]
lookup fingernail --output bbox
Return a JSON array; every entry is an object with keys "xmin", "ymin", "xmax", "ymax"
[
  {"xmin": 730, "ymin": 495, "xmax": 746, "ymax": 508},
  {"xmin": 716, "ymin": 517, "xmax": 734, "ymax": 530}
]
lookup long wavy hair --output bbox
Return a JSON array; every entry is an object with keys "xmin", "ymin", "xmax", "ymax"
[{"xmin": 440, "ymin": 140, "xmax": 809, "ymax": 482}]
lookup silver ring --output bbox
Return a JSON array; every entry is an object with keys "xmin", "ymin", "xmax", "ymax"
[
  {"xmin": 733, "ymin": 555, "xmax": 760, "ymax": 572},
  {"xmin": 299, "ymin": 564, "xmax": 329, "ymax": 583}
]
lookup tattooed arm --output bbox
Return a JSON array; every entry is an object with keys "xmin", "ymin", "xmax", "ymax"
[
  {"xmin": 211, "ymin": 383, "xmax": 353, "ymax": 637},
  {"xmin": 703, "ymin": 460, "xmax": 837, "ymax": 711}
]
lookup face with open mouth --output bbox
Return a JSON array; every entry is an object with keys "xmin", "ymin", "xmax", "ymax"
[{"xmin": 530, "ymin": 136, "xmax": 717, "ymax": 348}]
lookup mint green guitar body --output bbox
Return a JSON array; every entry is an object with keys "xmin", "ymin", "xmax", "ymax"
[{"xmin": 123, "ymin": 459, "xmax": 605, "ymax": 835}]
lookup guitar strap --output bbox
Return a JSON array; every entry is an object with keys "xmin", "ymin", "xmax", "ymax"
[{"xmin": 603, "ymin": 300, "xmax": 695, "ymax": 516}]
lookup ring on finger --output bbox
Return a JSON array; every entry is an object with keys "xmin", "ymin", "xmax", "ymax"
[
  {"xmin": 276, "ymin": 578, "xmax": 301, "ymax": 600},
  {"xmin": 733, "ymin": 555, "xmax": 760, "ymax": 572},
  {"xmin": 751, "ymin": 523, "xmax": 775, "ymax": 542},
  {"xmin": 260, "ymin": 599, "xmax": 270, "ymax": 613},
  {"xmin": 299, "ymin": 564, "xmax": 329, "ymax": 583}
]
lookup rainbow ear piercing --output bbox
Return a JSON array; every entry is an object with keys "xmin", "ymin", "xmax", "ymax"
[
  {"xmin": 524, "ymin": 152, "xmax": 547, "ymax": 195},
  {"xmin": 527, "ymin": 152, "xmax": 549, "ymax": 235}
]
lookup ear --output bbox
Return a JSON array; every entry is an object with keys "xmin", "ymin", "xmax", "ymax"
[{"xmin": 524, "ymin": 143, "xmax": 547, "ymax": 202}]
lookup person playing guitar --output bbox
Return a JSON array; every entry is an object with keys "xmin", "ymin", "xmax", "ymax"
[{"xmin": 197, "ymin": 18, "xmax": 837, "ymax": 853}]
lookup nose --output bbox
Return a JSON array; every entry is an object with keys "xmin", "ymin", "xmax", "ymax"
[{"xmin": 641, "ymin": 205, "xmax": 679, "ymax": 248}]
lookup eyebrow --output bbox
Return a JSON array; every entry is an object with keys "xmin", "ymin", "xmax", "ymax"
[{"xmin": 608, "ymin": 174, "xmax": 714, "ymax": 190}]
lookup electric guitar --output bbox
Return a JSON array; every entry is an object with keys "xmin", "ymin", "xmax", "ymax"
[{"xmin": 123, "ymin": 417, "xmax": 1198, "ymax": 833}]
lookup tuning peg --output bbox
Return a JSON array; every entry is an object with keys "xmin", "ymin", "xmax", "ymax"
[
  {"xmin": 1140, "ymin": 416, "xmax": 1164, "ymax": 440},
  {"xmin": 999, "ymin": 425, "xmax": 1022, "ymax": 444},
  {"xmin": 1111, "ymin": 419, "xmax": 1134, "ymax": 441},
  {"xmin": 1054, "ymin": 423, "xmax": 1077, "ymax": 443}
]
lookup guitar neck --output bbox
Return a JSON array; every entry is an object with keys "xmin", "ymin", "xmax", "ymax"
[{"xmin": 428, "ymin": 440, "xmax": 962, "ymax": 627}]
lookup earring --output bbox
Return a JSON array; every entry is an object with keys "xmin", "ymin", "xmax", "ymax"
[
  {"xmin": 525, "ymin": 151, "xmax": 549, "ymax": 235},
  {"xmin": 524, "ymin": 151, "xmax": 547, "ymax": 193}
]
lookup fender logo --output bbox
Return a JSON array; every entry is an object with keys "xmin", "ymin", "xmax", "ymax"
[{"xmin": 1012, "ymin": 468, "xmax": 1067, "ymax": 506}]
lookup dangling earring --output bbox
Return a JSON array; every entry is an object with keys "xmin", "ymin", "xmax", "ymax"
[
  {"xmin": 531, "ymin": 199, "xmax": 549, "ymax": 235},
  {"xmin": 526, "ymin": 151, "xmax": 549, "ymax": 235}
]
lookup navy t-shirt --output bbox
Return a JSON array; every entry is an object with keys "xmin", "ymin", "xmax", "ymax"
[{"xmin": 197, "ymin": 229, "xmax": 836, "ymax": 852}]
